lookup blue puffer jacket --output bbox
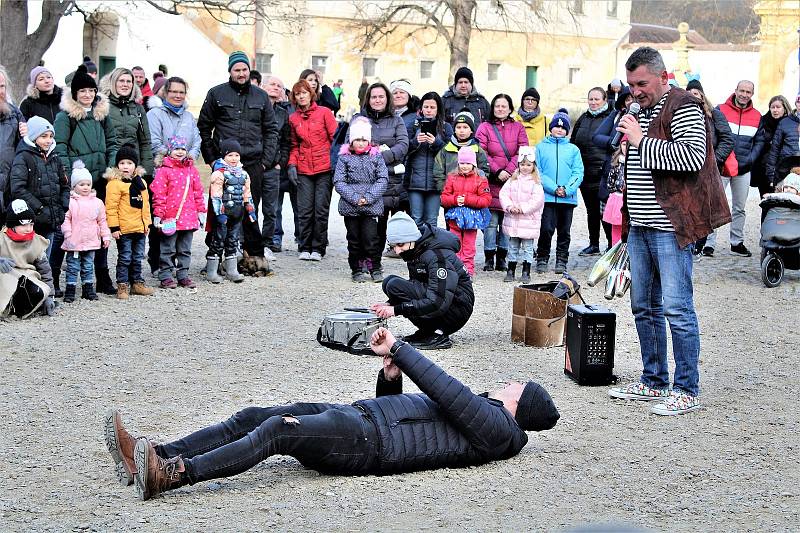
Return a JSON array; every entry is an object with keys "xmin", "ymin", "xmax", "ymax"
[
  {"xmin": 333, "ymin": 144, "xmax": 388, "ymax": 216},
  {"xmin": 535, "ymin": 136, "xmax": 584, "ymax": 205},
  {"xmin": 766, "ymin": 113, "xmax": 800, "ymax": 186},
  {"xmin": 355, "ymin": 342, "xmax": 531, "ymax": 474},
  {"xmin": 406, "ymin": 116, "xmax": 453, "ymax": 192}
]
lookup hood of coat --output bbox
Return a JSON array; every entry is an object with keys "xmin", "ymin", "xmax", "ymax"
[
  {"xmin": 338, "ymin": 143, "xmax": 380, "ymax": 156},
  {"xmin": 104, "ymin": 165, "xmax": 146, "ymax": 182},
  {"xmin": 147, "ymin": 95, "xmax": 163, "ymax": 110},
  {"xmin": 70, "ymin": 190, "xmax": 98, "ymax": 200},
  {"xmin": 60, "ymin": 90, "xmax": 111, "ymax": 121},
  {"xmin": 25, "ymin": 84, "xmax": 63, "ymax": 103},
  {"xmin": 614, "ymin": 86, "xmax": 632, "ymax": 112}
]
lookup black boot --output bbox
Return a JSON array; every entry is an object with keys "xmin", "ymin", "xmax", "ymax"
[
  {"xmin": 555, "ymin": 256, "xmax": 568, "ymax": 274},
  {"xmin": 495, "ymin": 248, "xmax": 508, "ymax": 271},
  {"xmin": 96, "ymin": 268, "xmax": 117, "ymax": 295},
  {"xmin": 52, "ymin": 268, "xmax": 63, "ymax": 298},
  {"xmin": 63, "ymin": 284, "xmax": 76, "ymax": 303},
  {"xmin": 521, "ymin": 262, "xmax": 531, "ymax": 283},
  {"xmin": 82, "ymin": 283, "xmax": 99, "ymax": 301},
  {"xmin": 503, "ymin": 262, "xmax": 517, "ymax": 283},
  {"xmin": 483, "ymin": 250, "xmax": 495, "ymax": 272}
]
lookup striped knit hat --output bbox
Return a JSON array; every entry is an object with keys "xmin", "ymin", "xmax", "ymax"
[{"xmin": 228, "ymin": 51, "xmax": 250, "ymax": 71}]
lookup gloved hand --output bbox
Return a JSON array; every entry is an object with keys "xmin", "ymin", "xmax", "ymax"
[
  {"xmin": 153, "ymin": 217, "xmax": 161, "ymax": 228},
  {"xmin": 393, "ymin": 163, "xmax": 405, "ymax": 175},
  {"xmin": 379, "ymin": 144, "xmax": 390, "ymax": 152},
  {"xmin": 198, "ymin": 212, "xmax": 207, "ymax": 227},
  {"xmin": 0, "ymin": 257, "xmax": 15, "ymax": 274},
  {"xmin": 44, "ymin": 296, "xmax": 57, "ymax": 316},
  {"xmin": 287, "ymin": 165, "xmax": 298, "ymax": 187},
  {"xmin": 217, "ymin": 212, "xmax": 228, "ymax": 224},
  {"xmin": 246, "ymin": 203, "xmax": 257, "ymax": 223}
]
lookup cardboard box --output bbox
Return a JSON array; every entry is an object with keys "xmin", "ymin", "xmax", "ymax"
[{"xmin": 511, "ymin": 282, "xmax": 581, "ymax": 347}]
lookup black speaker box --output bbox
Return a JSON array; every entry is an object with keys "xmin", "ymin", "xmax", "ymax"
[{"xmin": 564, "ymin": 304, "xmax": 616, "ymax": 386}]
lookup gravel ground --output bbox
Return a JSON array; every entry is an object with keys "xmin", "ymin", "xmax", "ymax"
[{"xmin": 2, "ymin": 191, "xmax": 798, "ymax": 532}]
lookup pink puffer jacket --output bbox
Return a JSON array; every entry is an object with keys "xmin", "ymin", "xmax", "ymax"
[
  {"xmin": 150, "ymin": 156, "xmax": 206, "ymax": 231},
  {"xmin": 61, "ymin": 192, "xmax": 111, "ymax": 251},
  {"xmin": 499, "ymin": 174, "xmax": 544, "ymax": 240}
]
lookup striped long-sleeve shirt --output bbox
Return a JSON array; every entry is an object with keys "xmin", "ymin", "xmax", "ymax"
[{"xmin": 626, "ymin": 91, "xmax": 707, "ymax": 231}]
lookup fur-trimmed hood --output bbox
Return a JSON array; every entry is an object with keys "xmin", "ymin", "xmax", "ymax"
[
  {"xmin": 60, "ymin": 90, "xmax": 110, "ymax": 121},
  {"xmin": 25, "ymin": 84, "xmax": 63, "ymax": 103},
  {"xmin": 103, "ymin": 165, "xmax": 146, "ymax": 182}
]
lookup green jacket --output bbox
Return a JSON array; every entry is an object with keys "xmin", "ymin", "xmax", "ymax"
[
  {"xmin": 105, "ymin": 93, "xmax": 154, "ymax": 177},
  {"xmin": 54, "ymin": 92, "xmax": 119, "ymax": 200}
]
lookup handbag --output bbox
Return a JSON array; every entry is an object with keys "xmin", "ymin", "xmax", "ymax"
[
  {"xmin": 490, "ymin": 123, "xmax": 513, "ymax": 179},
  {"xmin": 160, "ymin": 175, "xmax": 191, "ymax": 236}
]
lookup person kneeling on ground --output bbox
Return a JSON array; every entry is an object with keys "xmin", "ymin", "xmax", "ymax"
[
  {"xmin": 370, "ymin": 211, "xmax": 474, "ymax": 349},
  {"xmin": 105, "ymin": 327, "xmax": 559, "ymax": 500},
  {"xmin": 0, "ymin": 200, "xmax": 57, "ymax": 318}
]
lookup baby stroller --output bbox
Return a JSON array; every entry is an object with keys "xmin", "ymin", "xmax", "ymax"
[{"xmin": 759, "ymin": 194, "xmax": 800, "ymax": 287}]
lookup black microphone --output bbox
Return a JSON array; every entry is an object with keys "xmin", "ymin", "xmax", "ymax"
[{"xmin": 610, "ymin": 102, "xmax": 641, "ymax": 150}]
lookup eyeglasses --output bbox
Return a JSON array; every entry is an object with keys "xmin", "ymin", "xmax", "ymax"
[{"xmin": 522, "ymin": 97, "xmax": 537, "ymax": 102}]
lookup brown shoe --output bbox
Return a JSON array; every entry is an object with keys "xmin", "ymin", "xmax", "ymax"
[
  {"xmin": 130, "ymin": 281, "xmax": 154, "ymax": 296},
  {"xmin": 134, "ymin": 438, "xmax": 186, "ymax": 500},
  {"xmin": 116, "ymin": 282, "xmax": 129, "ymax": 300},
  {"xmin": 103, "ymin": 409, "xmax": 138, "ymax": 486}
]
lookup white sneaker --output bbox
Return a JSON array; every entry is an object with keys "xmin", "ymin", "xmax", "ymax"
[
  {"xmin": 309, "ymin": 252, "xmax": 322, "ymax": 261},
  {"xmin": 264, "ymin": 248, "xmax": 276, "ymax": 261},
  {"xmin": 298, "ymin": 251, "xmax": 311, "ymax": 261},
  {"xmin": 609, "ymin": 381, "xmax": 670, "ymax": 401},
  {"xmin": 650, "ymin": 390, "xmax": 701, "ymax": 416}
]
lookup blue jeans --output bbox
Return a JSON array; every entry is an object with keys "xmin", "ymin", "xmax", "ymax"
[
  {"xmin": 508, "ymin": 237, "xmax": 535, "ymax": 263},
  {"xmin": 64, "ymin": 250, "xmax": 96, "ymax": 285},
  {"xmin": 483, "ymin": 210, "xmax": 509, "ymax": 251},
  {"xmin": 408, "ymin": 191, "xmax": 440, "ymax": 227},
  {"xmin": 116, "ymin": 233, "xmax": 146, "ymax": 284},
  {"xmin": 44, "ymin": 228, "xmax": 65, "ymax": 271},
  {"xmin": 156, "ymin": 403, "xmax": 379, "ymax": 482},
  {"xmin": 628, "ymin": 225, "xmax": 700, "ymax": 396}
]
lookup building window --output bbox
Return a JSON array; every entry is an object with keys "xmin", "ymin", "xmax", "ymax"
[
  {"xmin": 488, "ymin": 62, "xmax": 500, "ymax": 81},
  {"xmin": 420, "ymin": 60, "xmax": 434, "ymax": 79},
  {"xmin": 572, "ymin": 0, "xmax": 584, "ymax": 14},
  {"xmin": 607, "ymin": 0, "xmax": 618, "ymax": 17},
  {"xmin": 255, "ymin": 53, "xmax": 272, "ymax": 73},
  {"xmin": 363, "ymin": 57, "xmax": 377, "ymax": 78},
  {"xmin": 568, "ymin": 67, "xmax": 581, "ymax": 85},
  {"xmin": 311, "ymin": 55, "xmax": 327, "ymax": 74}
]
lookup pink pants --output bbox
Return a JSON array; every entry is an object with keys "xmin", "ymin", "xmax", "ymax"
[
  {"xmin": 611, "ymin": 224, "xmax": 622, "ymax": 245},
  {"xmin": 448, "ymin": 220, "xmax": 477, "ymax": 275}
]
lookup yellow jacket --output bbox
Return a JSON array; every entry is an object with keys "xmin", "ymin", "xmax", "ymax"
[
  {"xmin": 104, "ymin": 166, "xmax": 152, "ymax": 234},
  {"xmin": 513, "ymin": 111, "xmax": 549, "ymax": 147}
]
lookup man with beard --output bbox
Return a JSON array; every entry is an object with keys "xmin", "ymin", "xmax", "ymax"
[
  {"xmin": 0, "ymin": 67, "xmax": 28, "ymax": 225},
  {"xmin": 198, "ymin": 52, "xmax": 278, "ymax": 268},
  {"xmin": 441, "ymin": 67, "xmax": 490, "ymax": 127}
]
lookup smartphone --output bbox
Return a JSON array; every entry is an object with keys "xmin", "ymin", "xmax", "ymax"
[{"xmin": 420, "ymin": 120, "xmax": 436, "ymax": 136}]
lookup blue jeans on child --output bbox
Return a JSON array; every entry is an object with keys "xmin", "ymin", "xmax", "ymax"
[
  {"xmin": 64, "ymin": 250, "xmax": 96, "ymax": 285},
  {"xmin": 628, "ymin": 225, "xmax": 700, "ymax": 397},
  {"xmin": 508, "ymin": 237, "xmax": 535, "ymax": 263},
  {"xmin": 116, "ymin": 233, "xmax": 146, "ymax": 284},
  {"xmin": 483, "ymin": 210, "xmax": 509, "ymax": 251},
  {"xmin": 408, "ymin": 191, "xmax": 440, "ymax": 227}
]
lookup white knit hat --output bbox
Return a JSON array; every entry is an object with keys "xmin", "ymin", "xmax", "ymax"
[
  {"xmin": 517, "ymin": 145, "xmax": 536, "ymax": 163},
  {"xmin": 349, "ymin": 117, "xmax": 372, "ymax": 142},
  {"xmin": 389, "ymin": 79, "xmax": 413, "ymax": 97},
  {"xmin": 782, "ymin": 172, "xmax": 800, "ymax": 192},
  {"xmin": 71, "ymin": 160, "xmax": 93, "ymax": 188}
]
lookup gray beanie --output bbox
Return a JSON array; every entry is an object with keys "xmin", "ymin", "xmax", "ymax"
[
  {"xmin": 386, "ymin": 212, "xmax": 421, "ymax": 244},
  {"xmin": 25, "ymin": 116, "xmax": 54, "ymax": 143}
]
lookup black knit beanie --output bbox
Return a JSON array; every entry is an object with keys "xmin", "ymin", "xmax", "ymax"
[
  {"xmin": 116, "ymin": 144, "xmax": 139, "ymax": 167},
  {"xmin": 522, "ymin": 87, "xmax": 541, "ymax": 103},
  {"xmin": 220, "ymin": 139, "xmax": 242, "ymax": 157},
  {"xmin": 454, "ymin": 66, "xmax": 474, "ymax": 86},
  {"xmin": 71, "ymin": 65, "xmax": 97, "ymax": 100},
  {"xmin": 685, "ymin": 79, "xmax": 704, "ymax": 93},
  {"xmin": 515, "ymin": 381, "xmax": 560, "ymax": 431}
]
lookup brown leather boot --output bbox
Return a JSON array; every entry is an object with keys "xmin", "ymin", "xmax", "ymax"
[
  {"xmin": 116, "ymin": 282, "xmax": 129, "ymax": 300},
  {"xmin": 130, "ymin": 281, "xmax": 154, "ymax": 296},
  {"xmin": 134, "ymin": 438, "xmax": 186, "ymax": 500},
  {"xmin": 103, "ymin": 409, "xmax": 138, "ymax": 486}
]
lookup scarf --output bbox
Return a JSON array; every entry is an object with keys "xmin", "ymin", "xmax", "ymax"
[
  {"xmin": 128, "ymin": 175, "xmax": 147, "ymax": 209},
  {"xmin": 212, "ymin": 158, "xmax": 245, "ymax": 178},
  {"xmin": 163, "ymin": 100, "xmax": 185, "ymax": 116},
  {"xmin": 451, "ymin": 135, "xmax": 473, "ymax": 146},
  {"xmin": 588, "ymin": 103, "xmax": 609, "ymax": 117},
  {"xmin": 517, "ymin": 107, "xmax": 541, "ymax": 122},
  {"xmin": 6, "ymin": 228, "xmax": 35, "ymax": 242}
]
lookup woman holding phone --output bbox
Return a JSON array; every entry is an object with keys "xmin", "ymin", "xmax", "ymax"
[{"xmin": 405, "ymin": 92, "xmax": 453, "ymax": 227}]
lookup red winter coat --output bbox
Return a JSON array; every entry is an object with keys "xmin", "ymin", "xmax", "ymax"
[
  {"xmin": 288, "ymin": 102, "xmax": 337, "ymax": 176},
  {"xmin": 440, "ymin": 170, "xmax": 491, "ymax": 210}
]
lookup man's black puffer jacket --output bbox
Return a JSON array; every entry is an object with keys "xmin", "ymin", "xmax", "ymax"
[
  {"xmin": 197, "ymin": 79, "xmax": 278, "ymax": 168},
  {"xmin": 393, "ymin": 224, "xmax": 474, "ymax": 325},
  {"xmin": 355, "ymin": 343, "xmax": 529, "ymax": 473}
]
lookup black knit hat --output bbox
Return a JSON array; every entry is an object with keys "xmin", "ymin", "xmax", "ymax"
[
  {"xmin": 453, "ymin": 108, "xmax": 476, "ymax": 133},
  {"xmin": 6, "ymin": 199, "xmax": 35, "ymax": 228},
  {"xmin": 220, "ymin": 139, "xmax": 242, "ymax": 157},
  {"xmin": 454, "ymin": 66, "xmax": 474, "ymax": 86},
  {"xmin": 115, "ymin": 144, "xmax": 139, "ymax": 167},
  {"xmin": 522, "ymin": 87, "xmax": 541, "ymax": 103},
  {"xmin": 71, "ymin": 64, "xmax": 97, "ymax": 100},
  {"xmin": 686, "ymin": 79, "xmax": 704, "ymax": 93},
  {"xmin": 515, "ymin": 381, "xmax": 560, "ymax": 431}
]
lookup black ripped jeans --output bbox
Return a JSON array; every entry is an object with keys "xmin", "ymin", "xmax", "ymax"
[{"xmin": 156, "ymin": 403, "xmax": 379, "ymax": 482}]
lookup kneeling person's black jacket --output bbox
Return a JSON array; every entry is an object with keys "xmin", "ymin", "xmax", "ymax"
[
  {"xmin": 355, "ymin": 343, "xmax": 531, "ymax": 473},
  {"xmin": 393, "ymin": 224, "xmax": 474, "ymax": 324}
]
